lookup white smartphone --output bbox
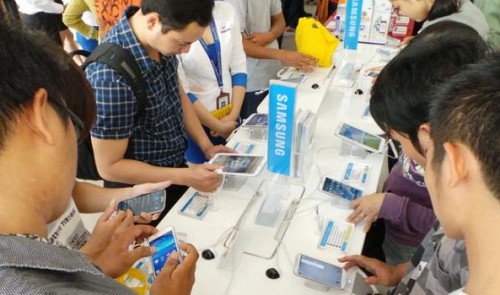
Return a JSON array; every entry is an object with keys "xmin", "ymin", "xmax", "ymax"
[
  {"xmin": 208, "ymin": 153, "xmax": 266, "ymax": 176},
  {"xmin": 241, "ymin": 113, "xmax": 268, "ymax": 128},
  {"xmin": 319, "ymin": 176, "xmax": 363, "ymax": 201},
  {"xmin": 335, "ymin": 122, "xmax": 386, "ymax": 153},
  {"xmin": 294, "ymin": 254, "xmax": 346, "ymax": 289},
  {"xmin": 148, "ymin": 226, "xmax": 182, "ymax": 278},
  {"xmin": 117, "ymin": 189, "xmax": 166, "ymax": 215}
]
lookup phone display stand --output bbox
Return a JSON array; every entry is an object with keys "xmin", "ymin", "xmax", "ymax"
[
  {"xmin": 339, "ymin": 140, "xmax": 369, "ymax": 159},
  {"xmin": 217, "ymin": 179, "xmax": 305, "ymax": 268},
  {"xmin": 291, "ymin": 109, "xmax": 318, "ymax": 183},
  {"xmin": 291, "ymin": 142, "xmax": 315, "ymax": 183},
  {"xmin": 304, "ymin": 280, "xmax": 330, "ymax": 292},
  {"xmin": 242, "ymin": 179, "xmax": 306, "ymax": 259},
  {"xmin": 248, "ymin": 126, "xmax": 268, "ymax": 141},
  {"xmin": 222, "ymin": 175, "xmax": 247, "ymax": 191}
]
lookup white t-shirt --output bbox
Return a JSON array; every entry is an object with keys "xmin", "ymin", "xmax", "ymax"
[
  {"xmin": 449, "ymin": 288, "xmax": 468, "ymax": 295},
  {"xmin": 225, "ymin": 0, "xmax": 282, "ymax": 92},
  {"xmin": 178, "ymin": 1, "xmax": 247, "ymax": 111},
  {"xmin": 15, "ymin": 0, "xmax": 64, "ymax": 15},
  {"xmin": 47, "ymin": 199, "xmax": 91, "ymax": 249}
]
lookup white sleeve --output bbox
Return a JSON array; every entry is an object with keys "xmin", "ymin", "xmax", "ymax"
[
  {"xmin": 224, "ymin": 0, "xmax": 246, "ymax": 33},
  {"xmin": 177, "ymin": 56, "xmax": 190, "ymax": 93},
  {"xmin": 24, "ymin": 0, "xmax": 64, "ymax": 14},
  {"xmin": 271, "ymin": 0, "xmax": 282, "ymax": 16}
]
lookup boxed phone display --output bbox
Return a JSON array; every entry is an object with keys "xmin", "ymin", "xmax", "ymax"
[
  {"xmin": 326, "ymin": 0, "xmax": 392, "ymax": 45},
  {"xmin": 388, "ymin": 8, "xmax": 415, "ymax": 41}
]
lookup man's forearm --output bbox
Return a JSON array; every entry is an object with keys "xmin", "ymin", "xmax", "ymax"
[
  {"xmin": 242, "ymin": 38, "xmax": 282, "ymax": 60},
  {"xmin": 98, "ymin": 157, "xmax": 187, "ymax": 187}
]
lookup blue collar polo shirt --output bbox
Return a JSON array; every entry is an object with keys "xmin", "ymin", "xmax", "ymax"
[{"xmin": 85, "ymin": 6, "xmax": 187, "ymax": 168}]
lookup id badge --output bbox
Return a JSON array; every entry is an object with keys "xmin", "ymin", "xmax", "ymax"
[{"xmin": 216, "ymin": 91, "xmax": 230, "ymax": 109}]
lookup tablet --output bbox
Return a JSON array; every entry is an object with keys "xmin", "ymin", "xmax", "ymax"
[
  {"xmin": 241, "ymin": 113, "xmax": 268, "ymax": 128},
  {"xmin": 209, "ymin": 153, "xmax": 266, "ymax": 176}
]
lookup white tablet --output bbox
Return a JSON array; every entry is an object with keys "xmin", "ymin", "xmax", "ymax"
[
  {"xmin": 335, "ymin": 122, "xmax": 386, "ymax": 153},
  {"xmin": 209, "ymin": 153, "xmax": 266, "ymax": 176},
  {"xmin": 241, "ymin": 113, "xmax": 268, "ymax": 128}
]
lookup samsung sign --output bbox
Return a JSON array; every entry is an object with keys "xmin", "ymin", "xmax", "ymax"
[{"xmin": 267, "ymin": 80, "xmax": 296, "ymax": 176}]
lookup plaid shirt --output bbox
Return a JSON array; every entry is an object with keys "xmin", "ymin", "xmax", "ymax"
[
  {"xmin": 86, "ymin": 6, "xmax": 186, "ymax": 167},
  {"xmin": 0, "ymin": 234, "xmax": 134, "ymax": 294}
]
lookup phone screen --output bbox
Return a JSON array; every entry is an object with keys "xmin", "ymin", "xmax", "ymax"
[
  {"xmin": 338, "ymin": 123, "xmax": 383, "ymax": 151},
  {"xmin": 296, "ymin": 255, "xmax": 344, "ymax": 288},
  {"xmin": 149, "ymin": 229, "xmax": 181, "ymax": 277},
  {"xmin": 243, "ymin": 113, "xmax": 268, "ymax": 127},
  {"xmin": 210, "ymin": 154, "xmax": 265, "ymax": 175},
  {"xmin": 117, "ymin": 190, "xmax": 166, "ymax": 215},
  {"xmin": 321, "ymin": 177, "xmax": 363, "ymax": 201}
]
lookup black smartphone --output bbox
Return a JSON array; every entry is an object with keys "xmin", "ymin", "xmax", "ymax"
[{"xmin": 117, "ymin": 189, "xmax": 167, "ymax": 215}]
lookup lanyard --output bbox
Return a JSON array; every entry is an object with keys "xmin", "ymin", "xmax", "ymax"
[{"xmin": 199, "ymin": 22, "xmax": 223, "ymax": 89}]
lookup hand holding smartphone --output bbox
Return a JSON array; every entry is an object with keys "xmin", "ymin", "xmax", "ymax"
[
  {"xmin": 294, "ymin": 254, "xmax": 346, "ymax": 289},
  {"xmin": 117, "ymin": 189, "xmax": 166, "ymax": 216},
  {"xmin": 148, "ymin": 226, "xmax": 183, "ymax": 278}
]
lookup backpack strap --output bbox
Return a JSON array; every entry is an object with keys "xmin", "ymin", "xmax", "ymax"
[{"xmin": 82, "ymin": 43, "xmax": 147, "ymax": 120}]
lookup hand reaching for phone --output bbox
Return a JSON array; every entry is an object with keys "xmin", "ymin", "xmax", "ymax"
[
  {"xmin": 347, "ymin": 193, "xmax": 385, "ymax": 232},
  {"xmin": 150, "ymin": 243, "xmax": 199, "ymax": 295},
  {"xmin": 338, "ymin": 255, "xmax": 408, "ymax": 287}
]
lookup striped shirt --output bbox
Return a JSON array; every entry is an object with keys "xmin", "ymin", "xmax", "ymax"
[{"xmin": 86, "ymin": 6, "xmax": 187, "ymax": 167}]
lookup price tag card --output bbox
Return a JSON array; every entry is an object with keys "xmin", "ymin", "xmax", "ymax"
[
  {"xmin": 343, "ymin": 162, "xmax": 370, "ymax": 186},
  {"xmin": 179, "ymin": 192, "xmax": 210, "ymax": 219},
  {"xmin": 232, "ymin": 142, "xmax": 255, "ymax": 154},
  {"xmin": 318, "ymin": 218, "xmax": 354, "ymax": 252}
]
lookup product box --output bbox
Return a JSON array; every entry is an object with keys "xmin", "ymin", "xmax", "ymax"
[
  {"xmin": 325, "ymin": 0, "xmax": 392, "ymax": 45},
  {"xmin": 388, "ymin": 8, "xmax": 415, "ymax": 41}
]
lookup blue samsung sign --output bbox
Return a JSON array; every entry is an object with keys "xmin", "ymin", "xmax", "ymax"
[
  {"xmin": 344, "ymin": 0, "xmax": 363, "ymax": 50},
  {"xmin": 267, "ymin": 80, "xmax": 296, "ymax": 176}
]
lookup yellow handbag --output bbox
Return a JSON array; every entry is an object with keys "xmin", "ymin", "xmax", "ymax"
[
  {"xmin": 115, "ymin": 267, "xmax": 150, "ymax": 295},
  {"xmin": 210, "ymin": 103, "xmax": 233, "ymax": 120},
  {"xmin": 209, "ymin": 103, "xmax": 233, "ymax": 136},
  {"xmin": 295, "ymin": 18, "xmax": 340, "ymax": 67}
]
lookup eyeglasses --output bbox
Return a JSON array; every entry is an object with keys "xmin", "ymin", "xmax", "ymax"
[
  {"xmin": 385, "ymin": 138, "xmax": 400, "ymax": 159},
  {"xmin": 379, "ymin": 133, "xmax": 400, "ymax": 159},
  {"xmin": 50, "ymin": 99, "xmax": 84, "ymax": 141}
]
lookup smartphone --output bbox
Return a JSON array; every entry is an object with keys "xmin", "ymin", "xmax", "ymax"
[
  {"xmin": 148, "ymin": 226, "xmax": 182, "ymax": 278},
  {"xmin": 294, "ymin": 254, "xmax": 346, "ymax": 289},
  {"xmin": 241, "ymin": 113, "xmax": 268, "ymax": 128},
  {"xmin": 208, "ymin": 153, "xmax": 266, "ymax": 176},
  {"xmin": 117, "ymin": 189, "xmax": 166, "ymax": 215},
  {"xmin": 319, "ymin": 177, "xmax": 363, "ymax": 201},
  {"xmin": 335, "ymin": 122, "xmax": 386, "ymax": 153}
]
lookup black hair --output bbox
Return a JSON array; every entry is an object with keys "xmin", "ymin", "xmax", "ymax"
[
  {"xmin": 141, "ymin": 0, "xmax": 214, "ymax": 33},
  {"xmin": 369, "ymin": 21, "xmax": 488, "ymax": 153},
  {"xmin": 0, "ymin": 21, "xmax": 95, "ymax": 150},
  {"xmin": 429, "ymin": 55, "xmax": 500, "ymax": 199},
  {"xmin": 427, "ymin": 0, "xmax": 460, "ymax": 21}
]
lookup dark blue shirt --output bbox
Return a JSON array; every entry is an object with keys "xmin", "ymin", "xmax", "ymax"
[{"xmin": 86, "ymin": 6, "xmax": 186, "ymax": 167}]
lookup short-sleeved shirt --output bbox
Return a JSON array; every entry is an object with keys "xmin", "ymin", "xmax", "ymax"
[
  {"xmin": 392, "ymin": 223, "xmax": 468, "ymax": 294},
  {"xmin": 47, "ymin": 199, "xmax": 91, "ymax": 249},
  {"xmin": 421, "ymin": 0, "xmax": 489, "ymax": 41},
  {"xmin": 86, "ymin": 6, "xmax": 187, "ymax": 168},
  {"xmin": 0, "ymin": 234, "xmax": 134, "ymax": 294},
  {"xmin": 226, "ymin": 0, "xmax": 282, "ymax": 92}
]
